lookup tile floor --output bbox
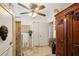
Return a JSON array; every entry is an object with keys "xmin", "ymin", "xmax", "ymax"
[{"xmin": 22, "ymin": 46, "xmax": 55, "ymax": 56}]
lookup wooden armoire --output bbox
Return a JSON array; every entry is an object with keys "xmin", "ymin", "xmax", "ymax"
[{"xmin": 55, "ymin": 3, "xmax": 79, "ymax": 56}]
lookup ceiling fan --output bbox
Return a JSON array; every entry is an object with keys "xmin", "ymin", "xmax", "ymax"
[{"xmin": 18, "ymin": 3, "xmax": 46, "ymax": 17}]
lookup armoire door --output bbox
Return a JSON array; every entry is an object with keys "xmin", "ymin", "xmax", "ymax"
[
  {"xmin": 56, "ymin": 18, "xmax": 67, "ymax": 56},
  {"xmin": 71, "ymin": 11, "xmax": 79, "ymax": 55}
]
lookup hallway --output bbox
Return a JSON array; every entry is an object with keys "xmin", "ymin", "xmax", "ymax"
[{"xmin": 0, "ymin": 3, "xmax": 78, "ymax": 56}]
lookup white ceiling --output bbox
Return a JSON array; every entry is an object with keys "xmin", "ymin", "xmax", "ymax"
[{"xmin": 12, "ymin": 3, "xmax": 72, "ymax": 25}]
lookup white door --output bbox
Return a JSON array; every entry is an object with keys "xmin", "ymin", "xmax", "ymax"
[
  {"xmin": 32, "ymin": 21, "xmax": 49, "ymax": 47},
  {"xmin": 0, "ymin": 6, "xmax": 13, "ymax": 56},
  {"xmin": 32, "ymin": 21, "xmax": 39, "ymax": 46},
  {"xmin": 39, "ymin": 22, "xmax": 49, "ymax": 46}
]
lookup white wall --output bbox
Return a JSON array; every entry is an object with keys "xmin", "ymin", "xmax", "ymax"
[{"xmin": 59, "ymin": 3, "xmax": 73, "ymax": 10}]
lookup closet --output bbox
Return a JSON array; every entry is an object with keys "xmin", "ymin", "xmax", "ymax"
[
  {"xmin": 55, "ymin": 3, "xmax": 79, "ymax": 56},
  {"xmin": 32, "ymin": 21, "xmax": 49, "ymax": 47}
]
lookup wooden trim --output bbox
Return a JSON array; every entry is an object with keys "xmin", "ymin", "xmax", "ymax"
[
  {"xmin": 55, "ymin": 3, "xmax": 79, "ymax": 18},
  {"xmin": 16, "ymin": 21, "xmax": 22, "ymax": 56}
]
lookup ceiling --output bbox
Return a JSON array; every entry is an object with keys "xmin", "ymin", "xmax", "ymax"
[{"xmin": 12, "ymin": 3, "xmax": 72, "ymax": 25}]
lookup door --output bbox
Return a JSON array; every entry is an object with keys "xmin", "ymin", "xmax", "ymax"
[
  {"xmin": 39, "ymin": 22, "xmax": 49, "ymax": 46},
  {"xmin": 32, "ymin": 21, "xmax": 49, "ymax": 47},
  {"xmin": 0, "ymin": 6, "xmax": 13, "ymax": 56},
  {"xmin": 71, "ymin": 11, "xmax": 79, "ymax": 55},
  {"xmin": 56, "ymin": 18, "xmax": 67, "ymax": 56},
  {"xmin": 32, "ymin": 21, "xmax": 39, "ymax": 46}
]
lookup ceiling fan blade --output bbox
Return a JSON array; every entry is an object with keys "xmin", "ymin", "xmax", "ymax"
[
  {"xmin": 18, "ymin": 3, "xmax": 29, "ymax": 10},
  {"xmin": 36, "ymin": 5, "xmax": 45, "ymax": 11},
  {"xmin": 20, "ymin": 12, "xmax": 29, "ymax": 14},
  {"xmin": 36, "ymin": 12, "xmax": 46, "ymax": 16},
  {"xmin": 30, "ymin": 3, "xmax": 37, "ymax": 9}
]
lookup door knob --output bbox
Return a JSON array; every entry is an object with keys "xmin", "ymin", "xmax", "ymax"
[{"xmin": 10, "ymin": 42, "xmax": 13, "ymax": 45}]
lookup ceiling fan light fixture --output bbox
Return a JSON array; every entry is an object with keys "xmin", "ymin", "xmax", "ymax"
[
  {"xmin": 29, "ymin": 12, "xmax": 37, "ymax": 17},
  {"xmin": 18, "ymin": 3, "xmax": 46, "ymax": 17},
  {"xmin": 32, "ymin": 13, "xmax": 37, "ymax": 17},
  {"xmin": 29, "ymin": 12, "xmax": 32, "ymax": 16}
]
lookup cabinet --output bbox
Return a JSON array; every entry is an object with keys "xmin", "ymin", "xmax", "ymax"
[{"xmin": 55, "ymin": 3, "xmax": 79, "ymax": 56}]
